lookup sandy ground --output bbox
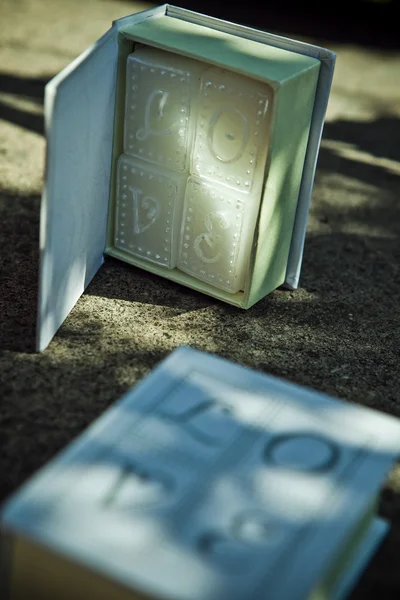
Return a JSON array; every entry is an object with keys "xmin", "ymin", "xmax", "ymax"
[{"xmin": 0, "ymin": 0, "xmax": 399, "ymax": 597}]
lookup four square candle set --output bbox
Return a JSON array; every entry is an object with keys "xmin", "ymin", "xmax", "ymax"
[{"xmin": 115, "ymin": 47, "xmax": 273, "ymax": 293}]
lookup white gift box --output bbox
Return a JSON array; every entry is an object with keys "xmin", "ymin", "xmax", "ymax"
[
  {"xmin": 37, "ymin": 4, "xmax": 335, "ymax": 351},
  {"xmin": 1, "ymin": 346, "xmax": 399, "ymax": 600}
]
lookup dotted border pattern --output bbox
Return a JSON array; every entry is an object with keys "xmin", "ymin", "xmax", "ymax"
[
  {"xmin": 115, "ymin": 157, "xmax": 175, "ymax": 266},
  {"xmin": 192, "ymin": 75, "xmax": 269, "ymax": 191},
  {"xmin": 125, "ymin": 58, "xmax": 191, "ymax": 172},
  {"xmin": 178, "ymin": 178, "xmax": 245, "ymax": 292}
]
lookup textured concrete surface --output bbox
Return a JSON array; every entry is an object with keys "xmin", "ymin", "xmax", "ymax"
[{"xmin": 0, "ymin": 1, "xmax": 399, "ymax": 598}]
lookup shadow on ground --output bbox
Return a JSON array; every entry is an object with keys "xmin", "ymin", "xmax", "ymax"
[
  {"xmin": 0, "ymin": 74, "xmax": 49, "ymax": 135},
  {"xmin": 0, "ymin": 190, "xmax": 40, "ymax": 352}
]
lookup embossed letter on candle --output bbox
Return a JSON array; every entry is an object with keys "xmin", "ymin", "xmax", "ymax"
[
  {"xmin": 115, "ymin": 155, "xmax": 186, "ymax": 267},
  {"xmin": 179, "ymin": 177, "xmax": 259, "ymax": 293},
  {"xmin": 191, "ymin": 68, "xmax": 272, "ymax": 191},
  {"xmin": 124, "ymin": 47, "xmax": 202, "ymax": 172}
]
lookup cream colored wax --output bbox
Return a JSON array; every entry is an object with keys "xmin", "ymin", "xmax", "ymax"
[{"xmin": 115, "ymin": 47, "xmax": 272, "ymax": 290}]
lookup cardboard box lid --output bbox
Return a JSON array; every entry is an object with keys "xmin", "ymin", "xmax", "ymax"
[
  {"xmin": 36, "ymin": 4, "xmax": 335, "ymax": 351},
  {"xmin": 36, "ymin": 4, "xmax": 165, "ymax": 352},
  {"xmin": 37, "ymin": 26, "xmax": 118, "ymax": 352}
]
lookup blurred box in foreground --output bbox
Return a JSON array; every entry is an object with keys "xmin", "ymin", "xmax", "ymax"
[{"xmin": 2, "ymin": 346, "xmax": 399, "ymax": 600}]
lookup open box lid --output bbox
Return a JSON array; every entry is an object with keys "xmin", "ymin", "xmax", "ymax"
[
  {"xmin": 37, "ymin": 4, "xmax": 335, "ymax": 352},
  {"xmin": 36, "ymin": 5, "xmax": 165, "ymax": 352}
]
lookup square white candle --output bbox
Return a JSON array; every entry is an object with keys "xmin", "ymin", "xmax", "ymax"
[
  {"xmin": 124, "ymin": 47, "xmax": 203, "ymax": 172},
  {"xmin": 191, "ymin": 67, "xmax": 272, "ymax": 193},
  {"xmin": 178, "ymin": 176, "xmax": 259, "ymax": 293},
  {"xmin": 114, "ymin": 154, "xmax": 186, "ymax": 268}
]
